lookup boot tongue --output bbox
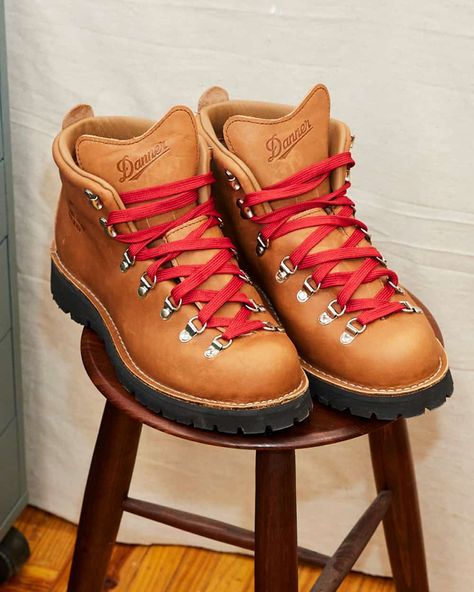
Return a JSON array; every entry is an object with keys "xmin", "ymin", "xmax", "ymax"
[
  {"xmin": 75, "ymin": 106, "xmax": 200, "ymax": 226},
  {"xmin": 223, "ymin": 84, "xmax": 330, "ymax": 198}
]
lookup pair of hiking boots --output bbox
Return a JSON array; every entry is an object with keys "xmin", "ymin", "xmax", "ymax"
[{"xmin": 50, "ymin": 84, "xmax": 453, "ymax": 434}]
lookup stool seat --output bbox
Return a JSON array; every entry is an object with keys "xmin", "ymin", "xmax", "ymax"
[
  {"xmin": 81, "ymin": 327, "xmax": 389, "ymax": 450},
  {"xmin": 69, "ymin": 318, "xmax": 440, "ymax": 592}
]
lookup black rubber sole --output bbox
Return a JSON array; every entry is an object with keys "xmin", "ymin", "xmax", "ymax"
[
  {"xmin": 306, "ymin": 367, "xmax": 453, "ymax": 420},
  {"xmin": 50, "ymin": 260, "xmax": 312, "ymax": 435}
]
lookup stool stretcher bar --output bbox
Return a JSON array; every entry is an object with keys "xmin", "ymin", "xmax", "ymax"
[
  {"xmin": 122, "ymin": 488, "xmax": 392, "ymax": 589},
  {"xmin": 311, "ymin": 490, "xmax": 392, "ymax": 592}
]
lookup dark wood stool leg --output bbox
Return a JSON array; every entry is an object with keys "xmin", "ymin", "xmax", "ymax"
[
  {"xmin": 254, "ymin": 449, "xmax": 298, "ymax": 592},
  {"xmin": 67, "ymin": 401, "xmax": 142, "ymax": 592},
  {"xmin": 369, "ymin": 419, "xmax": 429, "ymax": 592}
]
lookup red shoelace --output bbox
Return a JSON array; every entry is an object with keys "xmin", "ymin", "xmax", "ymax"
[
  {"xmin": 240, "ymin": 152, "xmax": 414, "ymax": 332},
  {"xmin": 106, "ymin": 172, "xmax": 271, "ymax": 345}
]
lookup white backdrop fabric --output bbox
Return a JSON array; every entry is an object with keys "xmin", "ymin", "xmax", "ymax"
[{"xmin": 4, "ymin": 1, "xmax": 474, "ymax": 590}]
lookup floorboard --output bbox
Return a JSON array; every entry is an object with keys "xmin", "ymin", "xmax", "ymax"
[{"xmin": 0, "ymin": 506, "xmax": 395, "ymax": 591}]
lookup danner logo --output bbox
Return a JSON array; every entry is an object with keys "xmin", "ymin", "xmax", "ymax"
[
  {"xmin": 266, "ymin": 119, "xmax": 313, "ymax": 162},
  {"xmin": 116, "ymin": 141, "xmax": 170, "ymax": 182}
]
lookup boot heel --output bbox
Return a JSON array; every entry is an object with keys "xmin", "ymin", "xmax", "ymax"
[{"xmin": 50, "ymin": 260, "xmax": 91, "ymax": 328}]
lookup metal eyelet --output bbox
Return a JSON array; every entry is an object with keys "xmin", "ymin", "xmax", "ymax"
[
  {"xmin": 84, "ymin": 189, "xmax": 103, "ymax": 210},
  {"xmin": 360, "ymin": 228, "xmax": 371, "ymax": 241},
  {"xmin": 400, "ymin": 301, "xmax": 423, "ymax": 314},
  {"xmin": 137, "ymin": 272, "xmax": 157, "ymax": 298},
  {"xmin": 179, "ymin": 316, "xmax": 208, "ymax": 343},
  {"xmin": 204, "ymin": 334, "xmax": 233, "ymax": 359},
  {"xmin": 236, "ymin": 198, "xmax": 254, "ymax": 220},
  {"xmin": 376, "ymin": 255, "xmax": 387, "ymax": 266},
  {"xmin": 262, "ymin": 321, "xmax": 285, "ymax": 332},
  {"xmin": 99, "ymin": 217, "xmax": 117, "ymax": 238},
  {"xmin": 388, "ymin": 280, "xmax": 404, "ymax": 294},
  {"xmin": 120, "ymin": 248, "xmax": 136, "ymax": 272},
  {"xmin": 160, "ymin": 295, "xmax": 183, "ymax": 320},
  {"xmin": 217, "ymin": 216, "xmax": 224, "ymax": 228},
  {"xmin": 340, "ymin": 318, "xmax": 367, "ymax": 345},
  {"xmin": 225, "ymin": 169, "xmax": 241, "ymax": 191},
  {"xmin": 238, "ymin": 271, "xmax": 252, "ymax": 284},
  {"xmin": 275, "ymin": 256, "xmax": 298, "ymax": 283},
  {"xmin": 256, "ymin": 232, "xmax": 269, "ymax": 256},
  {"xmin": 319, "ymin": 299, "xmax": 347, "ymax": 325},
  {"xmin": 297, "ymin": 276, "xmax": 321, "ymax": 303},
  {"xmin": 245, "ymin": 298, "xmax": 266, "ymax": 313}
]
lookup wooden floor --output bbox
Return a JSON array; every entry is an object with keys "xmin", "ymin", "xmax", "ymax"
[{"xmin": 1, "ymin": 506, "xmax": 395, "ymax": 591}]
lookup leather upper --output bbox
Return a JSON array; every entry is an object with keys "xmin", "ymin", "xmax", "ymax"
[
  {"xmin": 197, "ymin": 85, "xmax": 449, "ymax": 395},
  {"xmin": 52, "ymin": 105, "xmax": 308, "ymax": 408}
]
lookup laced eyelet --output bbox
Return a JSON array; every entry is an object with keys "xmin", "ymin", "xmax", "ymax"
[
  {"xmin": 137, "ymin": 272, "xmax": 157, "ymax": 298},
  {"xmin": 160, "ymin": 295, "xmax": 183, "ymax": 320},
  {"xmin": 245, "ymin": 298, "xmax": 266, "ymax": 313},
  {"xmin": 120, "ymin": 248, "xmax": 136, "ymax": 272},
  {"xmin": 388, "ymin": 280, "xmax": 404, "ymax": 294},
  {"xmin": 238, "ymin": 271, "xmax": 252, "ymax": 284},
  {"xmin": 376, "ymin": 255, "xmax": 387, "ymax": 266},
  {"xmin": 400, "ymin": 301, "xmax": 422, "ymax": 314},
  {"xmin": 275, "ymin": 256, "xmax": 298, "ymax": 283},
  {"xmin": 99, "ymin": 217, "xmax": 117, "ymax": 238},
  {"xmin": 319, "ymin": 299, "xmax": 347, "ymax": 325},
  {"xmin": 256, "ymin": 232, "xmax": 269, "ymax": 256},
  {"xmin": 340, "ymin": 318, "xmax": 367, "ymax": 345},
  {"xmin": 297, "ymin": 276, "xmax": 321, "ymax": 303},
  {"xmin": 262, "ymin": 321, "xmax": 285, "ymax": 332},
  {"xmin": 84, "ymin": 189, "xmax": 103, "ymax": 210},
  {"xmin": 225, "ymin": 169, "xmax": 241, "ymax": 191},
  {"xmin": 179, "ymin": 316, "xmax": 208, "ymax": 343},
  {"xmin": 236, "ymin": 198, "xmax": 254, "ymax": 219},
  {"xmin": 204, "ymin": 334, "xmax": 233, "ymax": 358}
]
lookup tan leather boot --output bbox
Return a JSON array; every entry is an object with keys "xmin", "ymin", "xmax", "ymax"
[
  {"xmin": 51, "ymin": 104, "xmax": 311, "ymax": 434},
  {"xmin": 198, "ymin": 84, "xmax": 453, "ymax": 419}
]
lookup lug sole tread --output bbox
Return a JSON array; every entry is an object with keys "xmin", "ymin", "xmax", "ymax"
[{"xmin": 306, "ymin": 370, "xmax": 453, "ymax": 421}]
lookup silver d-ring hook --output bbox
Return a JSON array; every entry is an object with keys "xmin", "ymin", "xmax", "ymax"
[
  {"xmin": 319, "ymin": 299, "xmax": 347, "ymax": 325},
  {"xmin": 297, "ymin": 275, "xmax": 321, "ymax": 303},
  {"xmin": 225, "ymin": 169, "xmax": 241, "ymax": 191},
  {"xmin": 204, "ymin": 334, "xmax": 233, "ymax": 359},
  {"xmin": 256, "ymin": 232, "xmax": 270, "ymax": 256},
  {"xmin": 236, "ymin": 198, "xmax": 254, "ymax": 219},
  {"xmin": 160, "ymin": 294, "xmax": 183, "ymax": 320},
  {"xmin": 137, "ymin": 272, "xmax": 157, "ymax": 298},
  {"xmin": 84, "ymin": 189, "xmax": 103, "ymax": 210},
  {"xmin": 238, "ymin": 271, "xmax": 252, "ymax": 284},
  {"xmin": 245, "ymin": 298, "xmax": 266, "ymax": 313},
  {"xmin": 120, "ymin": 248, "xmax": 136, "ymax": 272},
  {"xmin": 388, "ymin": 280, "xmax": 404, "ymax": 294},
  {"xmin": 340, "ymin": 318, "xmax": 367, "ymax": 345},
  {"xmin": 99, "ymin": 217, "xmax": 117, "ymax": 238},
  {"xmin": 275, "ymin": 256, "xmax": 298, "ymax": 283},
  {"xmin": 262, "ymin": 321, "xmax": 285, "ymax": 332},
  {"xmin": 179, "ymin": 316, "xmax": 208, "ymax": 343},
  {"xmin": 400, "ymin": 300, "xmax": 422, "ymax": 314}
]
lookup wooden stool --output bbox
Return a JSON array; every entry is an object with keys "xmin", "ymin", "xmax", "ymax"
[{"xmin": 67, "ymin": 326, "xmax": 433, "ymax": 592}]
